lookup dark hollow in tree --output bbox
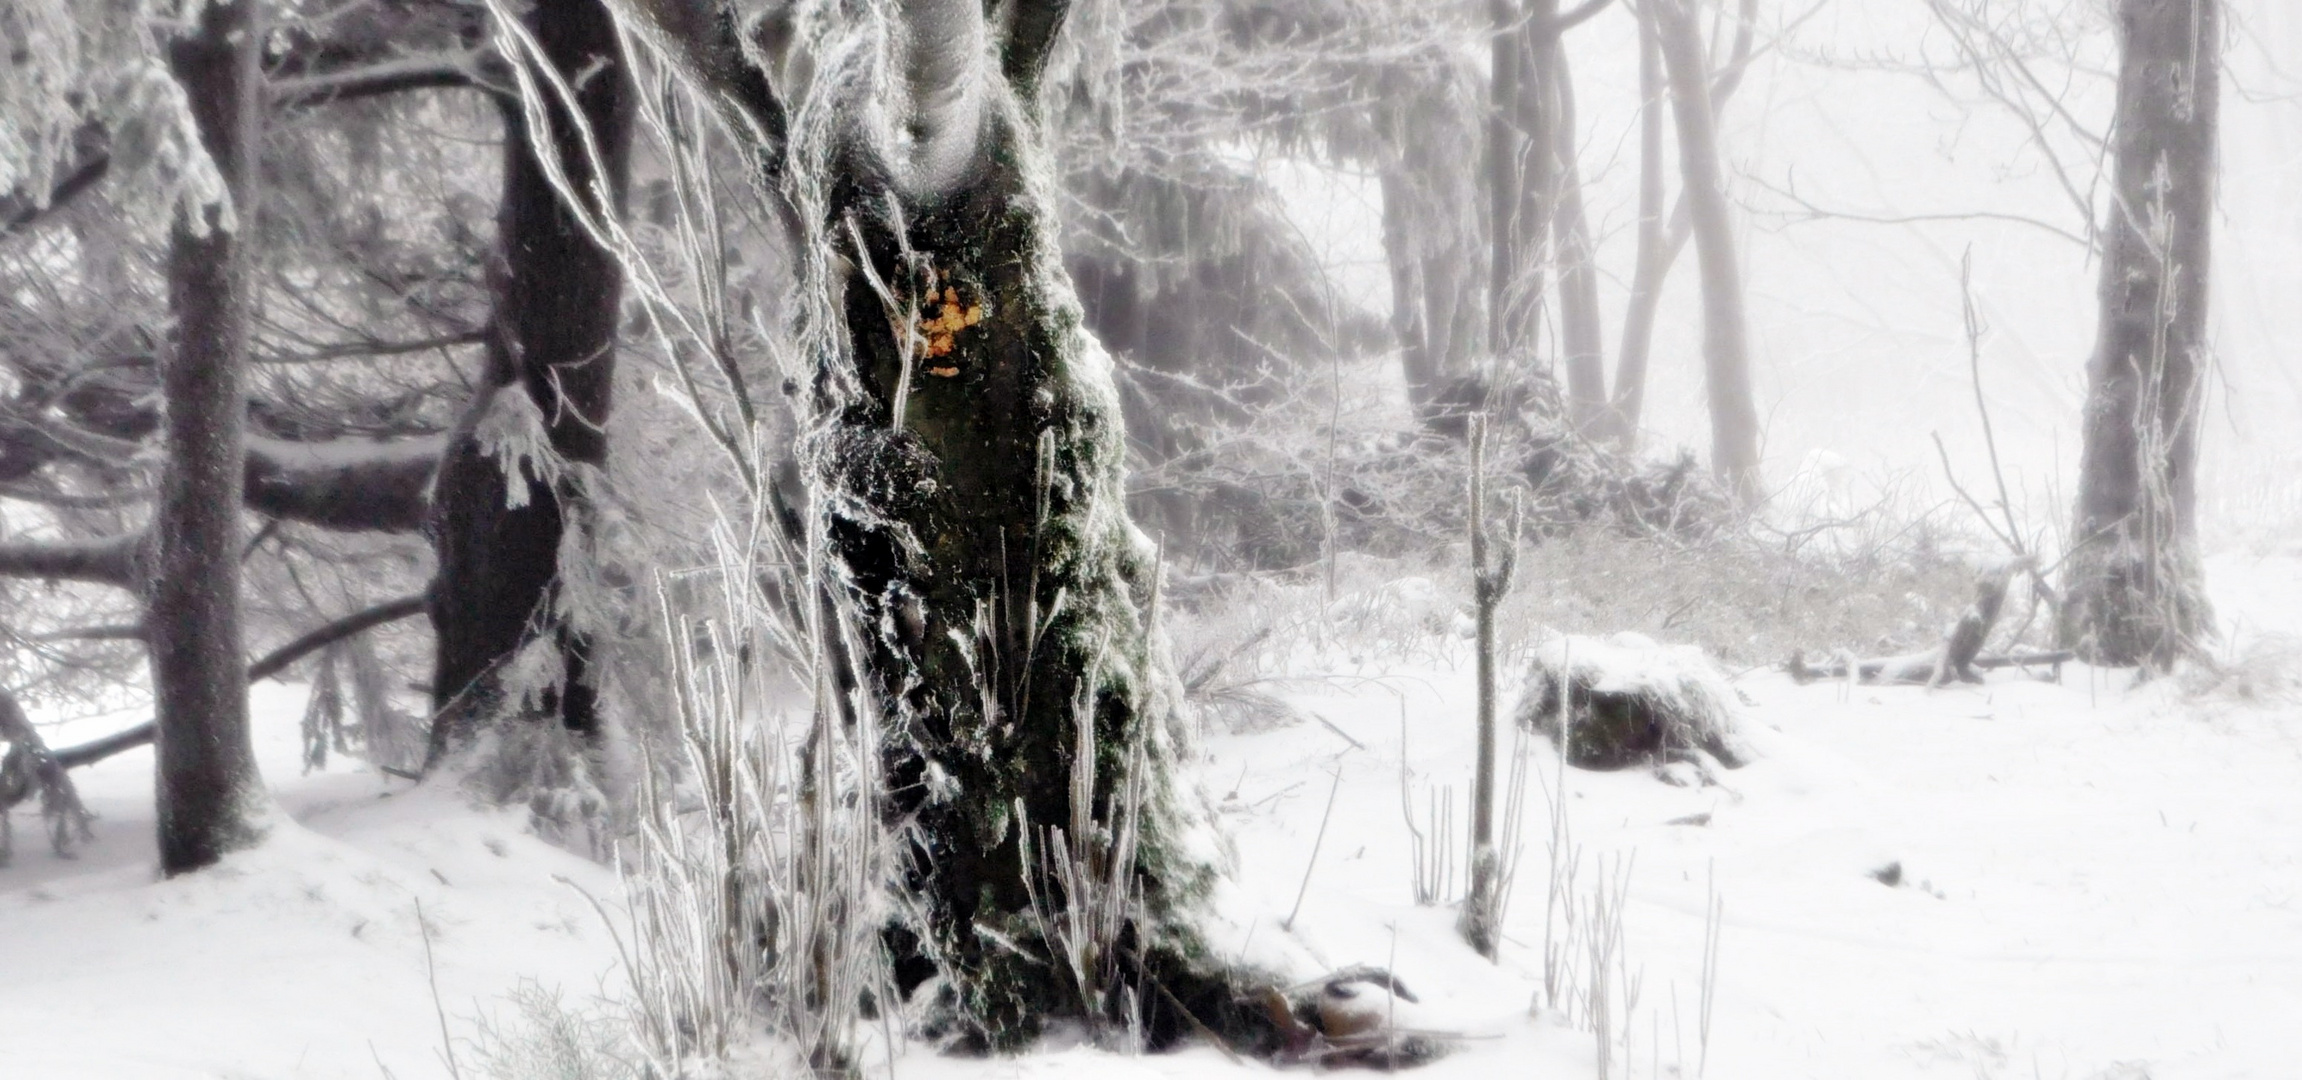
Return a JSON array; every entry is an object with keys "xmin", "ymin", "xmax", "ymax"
[
  {"xmin": 2060, "ymin": 0, "xmax": 2219, "ymax": 669},
  {"xmin": 426, "ymin": 0, "xmax": 632, "ymax": 764},
  {"xmin": 150, "ymin": 0, "xmax": 269, "ymax": 876}
]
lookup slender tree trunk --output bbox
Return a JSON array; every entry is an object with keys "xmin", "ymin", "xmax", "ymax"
[
  {"xmin": 1607, "ymin": 10, "xmax": 1670, "ymax": 447},
  {"xmin": 1552, "ymin": 51, "xmax": 1607, "ymax": 435},
  {"xmin": 1609, "ymin": 0, "xmax": 1755, "ymax": 449},
  {"xmin": 1504, "ymin": 2, "xmax": 1561, "ymax": 369},
  {"xmin": 1381, "ymin": 166, "xmax": 1441, "ymax": 414},
  {"xmin": 2061, "ymin": 0, "xmax": 2219, "ymax": 668},
  {"xmin": 1379, "ymin": 65, "xmax": 1487, "ymax": 427},
  {"xmin": 1653, "ymin": 0, "xmax": 1763, "ymax": 504},
  {"xmin": 426, "ymin": 0, "xmax": 631, "ymax": 764},
  {"xmin": 1487, "ymin": 0, "xmax": 1528, "ymax": 363},
  {"xmin": 153, "ymin": 0, "xmax": 266, "ymax": 874}
]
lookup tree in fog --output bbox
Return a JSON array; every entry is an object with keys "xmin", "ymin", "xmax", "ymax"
[
  {"xmin": 2061, "ymin": 0, "xmax": 2220, "ymax": 668},
  {"xmin": 1649, "ymin": 0, "xmax": 1762, "ymax": 503}
]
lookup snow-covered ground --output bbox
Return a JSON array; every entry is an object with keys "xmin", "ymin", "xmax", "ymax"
[{"xmin": 6, "ymin": 557, "xmax": 2300, "ymax": 1079}]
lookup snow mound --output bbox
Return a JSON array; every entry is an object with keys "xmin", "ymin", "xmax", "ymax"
[{"xmin": 1517, "ymin": 631, "xmax": 1750, "ymax": 772}]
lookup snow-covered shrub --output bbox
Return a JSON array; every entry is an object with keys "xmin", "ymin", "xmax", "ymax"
[
  {"xmin": 1516, "ymin": 632, "xmax": 1749, "ymax": 772},
  {"xmin": 468, "ymin": 981, "xmax": 644, "ymax": 1080}
]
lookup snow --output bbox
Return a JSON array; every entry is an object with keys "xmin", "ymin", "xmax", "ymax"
[
  {"xmin": 6, "ymin": 560, "xmax": 2301, "ymax": 1078},
  {"xmin": 0, "ymin": 683, "xmax": 622, "ymax": 1080}
]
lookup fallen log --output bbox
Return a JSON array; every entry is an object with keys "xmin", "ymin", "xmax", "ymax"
[
  {"xmin": 1788, "ymin": 649, "xmax": 2075, "ymax": 685},
  {"xmin": 1786, "ymin": 556, "xmax": 2051, "ymax": 687}
]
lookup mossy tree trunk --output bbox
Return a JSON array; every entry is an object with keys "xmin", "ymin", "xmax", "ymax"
[
  {"xmin": 2060, "ymin": 0, "xmax": 2219, "ymax": 669},
  {"xmin": 426, "ymin": 0, "xmax": 632, "ymax": 763},
  {"xmin": 629, "ymin": 0, "xmax": 1265, "ymax": 1051},
  {"xmin": 152, "ymin": 0, "xmax": 267, "ymax": 875},
  {"xmin": 824, "ymin": 30, "xmax": 1252, "ymax": 1054}
]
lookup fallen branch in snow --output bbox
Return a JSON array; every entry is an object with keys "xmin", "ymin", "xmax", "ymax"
[
  {"xmin": 1786, "ymin": 557, "xmax": 2068, "ymax": 686},
  {"xmin": 1787, "ymin": 649, "xmax": 2075, "ymax": 685}
]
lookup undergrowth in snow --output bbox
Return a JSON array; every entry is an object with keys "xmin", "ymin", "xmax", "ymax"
[{"xmin": 3, "ymin": 557, "xmax": 2299, "ymax": 1078}]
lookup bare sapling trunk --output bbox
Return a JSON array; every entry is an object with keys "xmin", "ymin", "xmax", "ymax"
[
  {"xmin": 1652, "ymin": 0, "xmax": 1763, "ymax": 504},
  {"xmin": 152, "ymin": 0, "xmax": 268, "ymax": 875},
  {"xmin": 426, "ymin": 0, "xmax": 631, "ymax": 764},
  {"xmin": 2060, "ymin": 0, "xmax": 2219, "ymax": 669},
  {"xmin": 1460, "ymin": 415, "xmax": 1518, "ymax": 959}
]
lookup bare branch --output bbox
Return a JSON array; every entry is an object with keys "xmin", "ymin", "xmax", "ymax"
[
  {"xmin": 242, "ymin": 435, "xmax": 444, "ymax": 532},
  {"xmin": 0, "ymin": 533, "xmax": 142, "ymax": 589},
  {"xmin": 268, "ymin": 50, "xmax": 500, "ymax": 109},
  {"xmin": 49, "ymin": 591, "xmax": 431, "ymax": 771}
]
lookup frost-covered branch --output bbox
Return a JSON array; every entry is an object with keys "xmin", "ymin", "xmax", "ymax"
[
  {"xmin": 243, "ymin": 435, "xmax": 445, "ymax": 533},
  {"xmin": 268, "ymin": 49, "xmax": 502, "ymax": 109}
]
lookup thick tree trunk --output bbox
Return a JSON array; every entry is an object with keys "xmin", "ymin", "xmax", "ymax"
[
  {"xmin": 152, "ymin": 0, "xmax": 266, "ymax": 875},
  {"xmin": 807, "ymin": 4, "xmax": 1257, "ymax": 1048},
  {"xmin": 426, "ymin": 0, "xmax": 630, "ymax": 763},
  {"xmin": 1653, "ymin": 0, "xmax": 1763, "ymax": 504},
  {"xmin": 2060, "ymin": 0, "xmax": 2219, "ymax": 668}
]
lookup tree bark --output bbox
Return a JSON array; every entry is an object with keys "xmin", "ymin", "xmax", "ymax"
[
  {"xmin": 425, "ymin": 0, "xmax": 630, "ymax": 764},
  {"xmin": 2060, "ymin": 0, "xmax": 2219, "ymax": 668},
  {"xmin": 1652, "ymin": 0, "xmax": 1763, "ymax": 504},
  {"xmin": 152, "ymin": 0, "xmax": 267, "ymax": 875},
  {"xmin": 778, "ymin": 0, "xmax": 1262, "ymax": 1049}
]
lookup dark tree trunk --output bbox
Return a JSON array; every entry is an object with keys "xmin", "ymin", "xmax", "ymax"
[
  {"xmin": 1653, "ymin": 0, "xmax": 1762, "ymax": 504},
  {"xmin": 426, "ymin": 0, "xmax": 631, "ymax": 764},
  {"xmin": 788, "ymin": 2, "xmax": 1264, "ymax": 1050},
  {"xmin": 152, "ymin": 0, "xmax": 267, "ymax": 875},
  {"xmin": 2061, "ymin": 0, "xmax": 2220, "ymax": 668}
]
